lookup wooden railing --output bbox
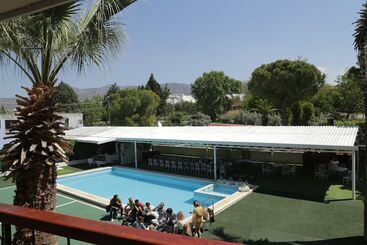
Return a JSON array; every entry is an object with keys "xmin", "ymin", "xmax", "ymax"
[{"xmin": 0, "ymin": 203, "xmax": 237, "ymax": 245}]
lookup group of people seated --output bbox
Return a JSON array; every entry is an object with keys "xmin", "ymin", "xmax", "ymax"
[{"xmin": 107, "ymin": 195, "xmax": 213, "ymax": 237}]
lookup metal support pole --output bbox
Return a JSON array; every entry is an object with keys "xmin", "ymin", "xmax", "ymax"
[
  {"xmin": 352, "ymin": 151, "xmax": 356, "ymax": 200},
  {"xmin": 134, "ymin": 141, "xmax": 137, "ymax": 169},
  {"xmin": 213, "ymin": 146, "xmax": 217, "ymax": 180},
  {"xmin": 356, "ymin": 150, "xmax": 359, "ymax": 182}
]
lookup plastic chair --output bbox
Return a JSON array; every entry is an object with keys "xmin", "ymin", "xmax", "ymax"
[
  {"xmin": 159, "ymin": 159, "xmax": 164, "ymax": 169},
  {"xmin": 261, "ymin": 163, "xmax": 273, "ymax": 176},
  {"xmin": 177, "ymin": 159, "xmax": 183, "ymax": 173},
  {"xmin": 206, "ymin": 163, "xmax": 213, "ymax": 177},
  {"xmin": 194, "ymin": 161, "xmax": 201, "ymax": 175},
  {"xmin": 165, "ymin": 159, "xmax": 171, "ymax": 172},
  {"xmin": 148, "ymin": 158, "xmax": 153, "ymax": 168},
  {"xmin": 153, "ymin": 158, "xmax": 158, "ymax": 168},
  {"xmin": 171, "ymin": 159, "xmax": 177, "ymax": 172},
  {"xmin": 343, "ymin": 171, "xmax": 352, "ymax": 185},
  {"xmin": 200, "ymin": 161, "xmax": 207, "ymax": 175},
  {"xmin": 314, "ymin": 166, "xmax": 328, "ymax": 182}
]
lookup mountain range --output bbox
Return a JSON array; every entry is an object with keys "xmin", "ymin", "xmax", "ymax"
[{"xmin": 73, "ymin": 83, "xmax": 192, "ymax": 101}]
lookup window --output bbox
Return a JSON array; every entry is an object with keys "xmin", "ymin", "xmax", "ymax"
[{"xmin": 5, "ymin": 120, "xmax": 17, "ymax": 130}]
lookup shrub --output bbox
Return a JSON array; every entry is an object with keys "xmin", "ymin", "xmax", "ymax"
[
  {"xmin": 189, "ymin": 112, "xmax": 211, "ymax": 126},
  {"xmin": 334, "ymin": 119, "xmax": 364, "ymax": 126},
  {"xmin": 219, "ymin": 110, "xmax": 242, "ymax": 123},
  {"xmin": 302, "ymin": 102, "xmax": 315, "ymax": 125},
  {"xmin": 267, "ymin": 113, "xmax": 282, "ymax": 126},
  {"xmin": 164, "ymin": 112, "xmax": 188, "ymax": 126},
  {"xmin": 236, "ymin": 110, "xmax": 262, "ymax": 125}
]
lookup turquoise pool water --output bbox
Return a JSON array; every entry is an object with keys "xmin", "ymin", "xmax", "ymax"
[{"xmin": 58, "ymin": 167, "xmax": 237, "ymax": 216}]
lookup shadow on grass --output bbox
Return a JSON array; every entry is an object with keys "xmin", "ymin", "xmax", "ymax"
[
  {"xmin": 211, "ymin": 227, "xmax": 241, "ymax": 243},
  {"xmin": 211, "ymin": 227, "xmax": 364, "ymax": 245},
  {"xmin": 100, "ymin": 214, "xmax": 112, "ymax": 221}
]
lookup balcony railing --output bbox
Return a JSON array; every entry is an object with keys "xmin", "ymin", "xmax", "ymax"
[{"xmin": 0, "ymin": 203, "xmax": 237, "ymax": 245}]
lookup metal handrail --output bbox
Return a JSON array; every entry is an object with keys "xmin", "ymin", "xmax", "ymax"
[{"xmin": 0, "ymin": 203, "xmax": 236, "ymax": 245}]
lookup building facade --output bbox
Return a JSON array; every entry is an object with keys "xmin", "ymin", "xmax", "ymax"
[{"xmin": 0, "ymin": 112, "xmax": 83, "ymax": 149}]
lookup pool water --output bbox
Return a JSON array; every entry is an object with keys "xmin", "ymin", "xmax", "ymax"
[{"xmin": 58, "ymin": 167, "xmax": 237, "ymax": 216}]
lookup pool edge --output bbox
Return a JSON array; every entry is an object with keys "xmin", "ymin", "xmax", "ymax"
[{"xmin": 57, "ymin": 166, "xmax": 257, "ymax": 219}]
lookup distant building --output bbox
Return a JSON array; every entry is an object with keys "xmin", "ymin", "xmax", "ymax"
[
  {"xmin": 167, "ymin": 94, "xmax": 196, "ymax": 104},
  {"xmin": 0, "ymin": 112, "xmax": 83, "ymax": 149}
]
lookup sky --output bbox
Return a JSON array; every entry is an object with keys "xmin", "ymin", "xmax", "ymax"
[{"xmin": 0, "ymin": 0, "xmax": 365, "ymax": 97}]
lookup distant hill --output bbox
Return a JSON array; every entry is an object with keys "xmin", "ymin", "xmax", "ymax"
[{"xmin": 73, "ymin": 83, "xmax": 192, "ymax": 101}]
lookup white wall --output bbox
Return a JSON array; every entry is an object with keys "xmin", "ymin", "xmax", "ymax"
[
  {"xmin": 0, "ymin": 112, "xmax": 83, "ymax": 149},
  {"xmin": 59, "ymin": 113, "xmax": 83, "ymax": 129}
]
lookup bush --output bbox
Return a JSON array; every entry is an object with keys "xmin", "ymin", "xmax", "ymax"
[
  {"xmin": 236, "ymin": 111, "xmax": 262, "ymax": 125},
  {"xmin": 189, "ymin": 112, "xmax": 211, "ymax": 126},
  {"xmin": 267, "ymin": 113, "xmax": 282, "ymax": 126},
  {"xmin": 164, "ymin": 112, "xmax": 188, "ymax": 126},
  {"xmin": 302, "ymin": 102, "xmax": 315, "ymax": 125},
  {"xmin": 219, "ymin": 110, "xmax": 242, "ymax": 123},
  {"xmin": 334, "ymin": 119, "xmax": 364, "ymax": 126}
]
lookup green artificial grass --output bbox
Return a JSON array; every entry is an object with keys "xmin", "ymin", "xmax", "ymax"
[
  {"xmin": 57, "ymin": 166, "xmax": 84, "ymax": 175},
  {"xmin": 203, "ymin": 192, "xmax": 364, "ymax": 244},
  {"xmin": 0, "ymin": 177, "xmax": 14, "ymax": 188}
]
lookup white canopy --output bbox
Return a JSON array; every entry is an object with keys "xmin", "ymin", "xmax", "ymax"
[{"xmin": 65, "ymin": 126, "xmax": 359, "ymax": 152}]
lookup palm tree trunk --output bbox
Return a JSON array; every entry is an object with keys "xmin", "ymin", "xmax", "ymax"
[
  {"xmin": 13, "ymin": 165, "xmax": 57, "ymax": 245},
  {"xmin": 1, "ymin": 82, "xmax": 71, "ymax": 245}
]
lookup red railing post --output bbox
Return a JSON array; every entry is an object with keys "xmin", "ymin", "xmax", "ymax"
[{"xmin": 1, "ymin": 223, "xmax": 11, "ymax": 245}]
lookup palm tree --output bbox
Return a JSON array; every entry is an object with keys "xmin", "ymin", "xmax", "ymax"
[
  {"xmin": 254, "ymin": 99, "xmax": 277, "ymax": 126},
  {"xmin": 0, "ymin": 0, "xmax": 135, "ymax": 244},
  {"xmin": 354, "ymin": 2, "xmax": 367, "ymax": 241}
]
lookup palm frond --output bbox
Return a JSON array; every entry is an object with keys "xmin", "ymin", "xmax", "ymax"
[
  {"xmin": 354, "ymin": 3, "xmax": 367, "ymax": 51},
  {"xmin": 50, "ymin": 0, "xmax": 136, "ymax": 79}
]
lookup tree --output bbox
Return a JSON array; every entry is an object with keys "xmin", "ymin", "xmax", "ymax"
[
  {"xmin": 253, "ymin": 99, "xmax": 277, "ymax": 126},
  {"xmin": 55, "ymin": 81, "xmax": 79, "ymax": 112},
  {"xmin": 311, "ymin": 84, "xmax": 338, "ymax": 116},
  {"xmin": 103, "ymin": 83, "xmax": 120, "ymax": 107},
  {"xmin": 145, "ymin": 74, "xmax": 170, "ymax": 116},
  {"xmin": 248, "ymin": 59, "xmax": 325, "ymax": 125},
  {"xmin": 174, "ymin": 101, "xmax": 197, "ymax": 114},
  {"xmin": 353, "ymin": 3, "xmax": 367, "ymax": 241},
  {"xmin": 0, "ymin": 1, "xmax": 135, "ymax": 244},
  {"xmin": 334, "ymin": 68, "xmax": 364, "ymax": 119},
  {"xmin": 0, "ymin": 105, "xmax": 5, "ymax": 113},
  {"xmin": 102, "ymin": 83, "xmax": 120, "ymax": 124},
  {"xmin": 110, "ymin": 89, "xmax": 160, "ymax": 126},
  {"xmin": 291, "ymin": 102, "xmax": 302, "ymax": 126},
  {"xmin": 191, "ymin": 71, "xmax": 243, "ymax": 121},
  {"xmin": 79, "ymin": 96, "xmax": 104, "ymax": 126}
]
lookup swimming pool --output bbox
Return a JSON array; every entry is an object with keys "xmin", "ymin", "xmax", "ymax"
[{"xmin": 57, "ymin": 167, "xmax": 239, "ymax": 217}]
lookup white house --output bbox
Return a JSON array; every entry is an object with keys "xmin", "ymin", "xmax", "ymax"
[
  {"xmin": 0, "ymin": 112, "xmax": 83, "ymax": 149},
  {"xmin": 167, "ymin": 94, "xmax": 196, "ymax": 104}
]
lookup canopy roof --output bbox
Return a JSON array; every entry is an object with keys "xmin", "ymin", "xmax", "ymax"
[
  {"xmin": 65, "ymin": 126, "xmax": 359, "ymax": 152},
  {"xmin": 0, "ymin": 0, "xmax": 72, "ymax": 21}
]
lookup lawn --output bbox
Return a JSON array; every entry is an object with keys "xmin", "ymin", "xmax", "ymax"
[{"xmin": 203, "ymin": 192, "xmax": 364, "ymax": 244}]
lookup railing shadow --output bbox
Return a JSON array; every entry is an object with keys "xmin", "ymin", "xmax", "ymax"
[{"xmin": 210, "ymin": 227, "xmax": 365, "ymax": 245}]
